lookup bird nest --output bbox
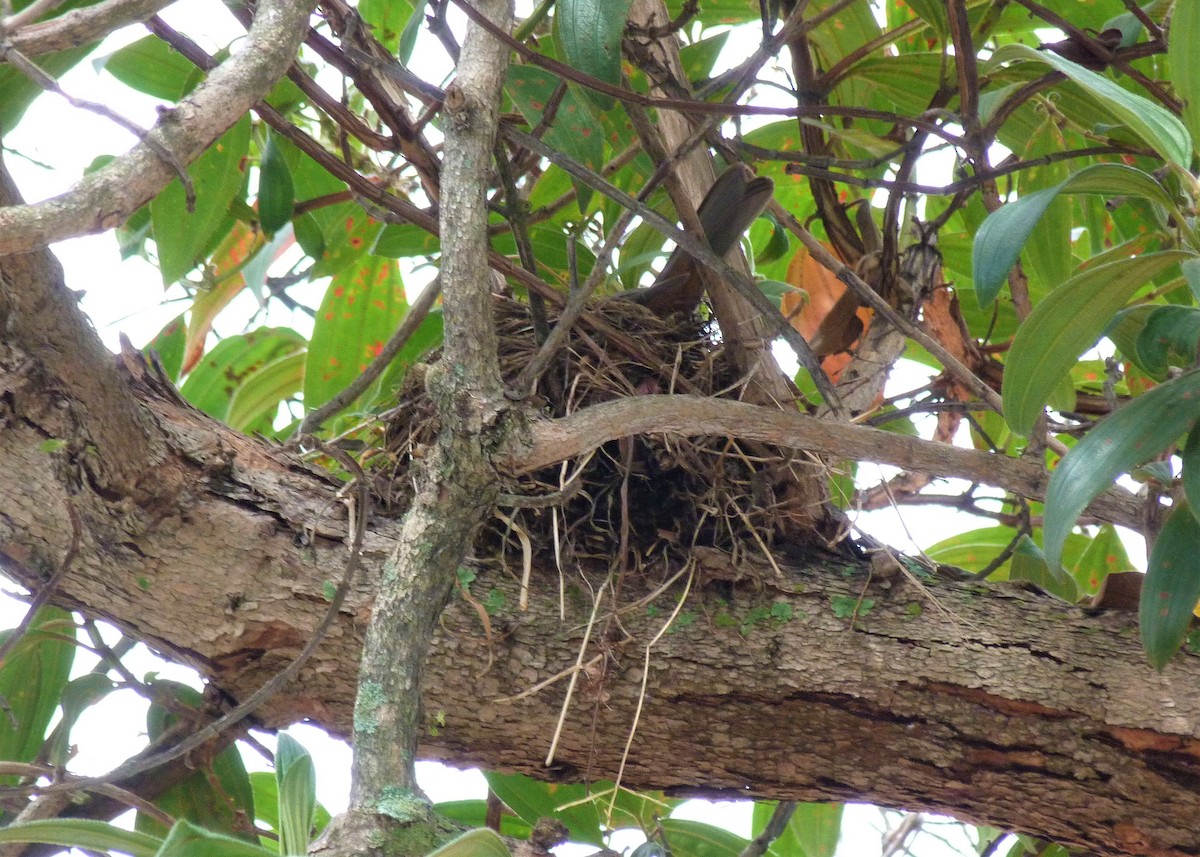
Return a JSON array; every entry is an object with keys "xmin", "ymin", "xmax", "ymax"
[{"xmin": 381, "ymin": 296, "xmax": 829, "ymax": 572}]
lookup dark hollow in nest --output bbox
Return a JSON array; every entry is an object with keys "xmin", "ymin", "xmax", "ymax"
[{"xmin": 384, "ymin": 296, "xmax": 829, "ymax": 570}]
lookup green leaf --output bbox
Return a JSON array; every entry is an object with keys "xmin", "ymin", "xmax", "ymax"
[
  {"xmin": 1002, "ymin": 251, "xmax": 1189, "ymax": 436},
  {"xmin": 1135, "ymin": 305, "xmax": 1200, "ymax": 378},
  {"xmin": 1010, "ymin": 535, "xmax": 1078, "ymax": 602},
  {"xmin": 754, "ymin": 213, "xmax": 790, "ymax": 266},
  {"xmin": 293, "ymin": 212, "xmax": 325, "ymax": 260},
  {"xmin": 227, "ymin": 351, "xmax": 304, "ymax": 433},
  {"xmin": 304, "ymin": 257, "xmax": 407, "ymax": 413},
  {"xmin": 660, "ymin": 819, "xmax": 748, "ymax": 857},
  {"xmin": 276, "ymin": 733, "xmax": 317, "ymax": 856},
  {"xmin": 1107, "ymin": 303, "xmax": 1160, "ymax": 368},
  {"xmin": 0, "ymin": 819, "xmax": 162, "ymax": 857},
  {"xmin": 44, "ymin": 672, "xmax": 116, "ymax": 768},
  {"xmin": 680, "ymin": 32, "xmax": 731, "ymax": 84},
  {"xmin": 1182, "ymin": 258, "xmax": 1200, "ymax": 302},
  {"xmin": 372, "ymin": 222, "xmax": 440, "ymax": 259},
  {"xmin": 903, "ymin": 0, "xmax": 948, "ymax": 37},
  {"xmin": 1183, "ymin": 425, "xmax": 1200, "ymax": 520},
  {"xmin": 0, "ymin": 606, "xmax": 75, "ymax": 785},
  {"xmin": 433, "ymin": 800, "xmax": 532, "ymax": 839},
  {"xmin": 248, "ymin": 773, "xmax": 331, "ymax": 841},
  {"xmin": 181, "ymin": 328, "xmax": 306, "ymax": 422},
  {"xmin": 1168, "ymin": 0, "xmax": 1200, "ymax": 158},
  {"xmin": 972, "ymin": 164, "xmax": 1175, "ymax": 307},
  {"xmin": 154, "ymin": 819, "xmax": 278, "ymax": 857},
  {"xmin": 1043, "ymin": 368, "xmax": 1200, "ymax": 571},
  {"xmin": 751, "ymin": 801, "xmax": 842, "ymax": 857},
  {"xmin": 990, "ymin": 43, "xmax": 1192, "ymax": 169},
  {"xmin": 148, "ymin": 313, "xmax": 187, "ymax": 382},
  {"xmin": 138, "ymin": 682, "xmax": 256, "ymax": 841},
  {"xmin": 98, "ymin": 35, "xmax": 201, "ymax": 101},
  {"xmin": 555, "ymin": 0, "xmax": 635, "ymax": 110},
  {"xmin": 151, "ymin": 115, "xmax": 252, "ymax": 286},
  {"xmin": 482, "ymin": 773, "xmax": 604, "ymax": 846},
  {"xmin": 1141, "ymin": 502, "xmax": 1200, "ymax": 669},
  {"xmin": 398, "ymin": 0, "xmax": 426, "ymax": 64},
  {"xmin": 258, "ymin": 131, "xmax": 295, "ymax": 235},
  {"xmin": 358, "ymin": 0, "xmax": 416, "ymax": 54},
  {"xmin": 1018, "ymin": 121, "xmax": 1071, "ymax": 295},
  {"xmin": 426, "ymin": 828, "xmax": 511, "ymax": 857}
]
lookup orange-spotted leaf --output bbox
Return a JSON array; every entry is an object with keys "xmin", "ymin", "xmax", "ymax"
[
  {"xmin": 1071, "ymin": 523, "xmax": 1133, "ymax": 596},
  {"xmin": 310, "ymin": 208, "xmax": 383, "ymax": 280},
  {"xmin": 505, "ymin": 65, "xmax": 603, "ymax": 212},
  {"xmin": 1141, "ymin": 501, "xmax": 1200, "ymax": 669},
  {"xmin": 304, "ymin": 256, "xmax": 407, "ymax": 413}
]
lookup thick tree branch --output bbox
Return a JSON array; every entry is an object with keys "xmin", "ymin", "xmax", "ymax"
[{"xmin": 0, "ymin": 0, "xmax": 316, "ymax": 254}]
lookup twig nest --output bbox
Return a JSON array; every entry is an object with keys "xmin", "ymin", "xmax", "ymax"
[{"xmin": 383, "ymin": 296, "xmax": 830, "ymax": 570}]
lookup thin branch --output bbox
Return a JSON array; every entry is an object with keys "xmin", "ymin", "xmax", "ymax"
[
  {"xmin": 0, "ymin": 762, "xmax": 176, "ymax": 830},
  {"xmin": 740, "ymin": 801, "xmax": 797, "ymax": 857},
  {"xmin": 0, "ymin": 42, "xmax": 195, "ymax": 208},
  {"xmin": 784, "ymin": 144, "xmax": 1142, "ymax": 195},
  {"xmin": 507, "ymin": 394, "xmax": 1144, "ymax": 531}
]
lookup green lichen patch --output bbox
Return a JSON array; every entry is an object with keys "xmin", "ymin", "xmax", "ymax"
[{"xmin": 355, "ymin": 680, "xmax": 386, "ymax": 735}]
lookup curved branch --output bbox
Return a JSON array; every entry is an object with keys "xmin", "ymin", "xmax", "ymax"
[
  {"xmin": 6, "ymin": 0, "xmax": 170, "ymax": 56},
  {"xmin": 510, "ymin": 394, "xmax": 1144, "ymax": 530},
  {"xmin": 0, "ymin": 0, "xmax": 316, "ymax": 255}
]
